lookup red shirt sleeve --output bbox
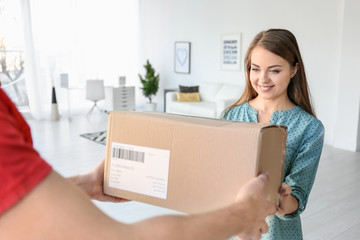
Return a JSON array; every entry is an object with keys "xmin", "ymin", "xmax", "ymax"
[{"xmin": 0, "ymin": 89, "xmax": 52, "ymax": 215}]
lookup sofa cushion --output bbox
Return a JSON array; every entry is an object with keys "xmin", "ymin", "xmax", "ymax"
[
  {"xmin": 176, "ymin": 92, "xmax": 201, "ymax": 102},
  {"xmin": 179, "ymin": 85, "xmax": 199, "ymax": 93},
  {"xmin": 214, "ymin": 84, "xmax": 243, "ymax": 101},
  {"xmin": 199, "ymin": 82, "xmax": 222, "ymax": 102},
  {"xmin": 169, "ymin": 101, "xmax": 193, "ymax": 113}
]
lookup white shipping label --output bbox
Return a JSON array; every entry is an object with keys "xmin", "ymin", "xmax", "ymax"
[{"xmin": 109, "ymin": 142, "xmax": 170, "ymax": 199}]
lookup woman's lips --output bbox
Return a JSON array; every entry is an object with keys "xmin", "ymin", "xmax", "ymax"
[{"xmin": 258, "ymin": 85, "xmax": 274, "ymax": 91}]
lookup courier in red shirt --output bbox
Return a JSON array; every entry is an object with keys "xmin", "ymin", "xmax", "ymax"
[
  {"xmin": 0, "ymin": 89, "xmax": 52, "ymax": 214},
  {"xmin": 0, "ymin": 89, "xmax": 275, "ymax": 240}
]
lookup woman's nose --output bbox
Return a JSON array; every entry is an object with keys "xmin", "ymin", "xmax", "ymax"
[{"xmin": 259, "ymin": 71, "xmax": 270, "ymax": 83}]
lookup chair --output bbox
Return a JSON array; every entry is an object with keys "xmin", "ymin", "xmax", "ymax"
[{"xmin": 85, "ymin": 80, "xmax": 105, "ymax": 116}]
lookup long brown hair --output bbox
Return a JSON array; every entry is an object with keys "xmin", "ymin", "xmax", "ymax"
[{"xmin": 224, "ymin": 29, "xmax": 316, "ymax": 118}]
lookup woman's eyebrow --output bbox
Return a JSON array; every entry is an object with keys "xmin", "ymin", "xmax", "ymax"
[
  {"xmin": 251, "ymin": 63, "xmax": 283, "ymax": 68},
  {"xmin": 268, "ymin": 65, "xmax": 283, "ymax": 68}
]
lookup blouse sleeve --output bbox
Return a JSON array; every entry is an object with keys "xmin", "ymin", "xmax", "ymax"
[{"xmin": 279, "ymin": 119, "xmax": 324, "ymax": 220}]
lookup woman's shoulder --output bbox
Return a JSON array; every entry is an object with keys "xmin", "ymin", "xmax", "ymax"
[
  {"xmin": 223, "ymin": 102, "xmax": 249, "ymax": 119},
  {"xmin": 231, "ymin": 102, "xmax": 249, "ymax": 112},
  {"xmin": 295, "ymin": 106, "xmax": 324, "ymax": 132}
]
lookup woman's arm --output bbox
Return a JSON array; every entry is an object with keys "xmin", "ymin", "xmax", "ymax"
[{"xmin": 279, "ymin": 120, "xmax": 325, "ymax": 218}]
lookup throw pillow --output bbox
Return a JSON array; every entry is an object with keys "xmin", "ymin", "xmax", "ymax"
[
  {"xmin": 176, "ymin": 92, "xmax": 201, "ymax": 102},
  {"xmin": 179, "ymin": 85, "xmax": 199, "ymax": 93}
]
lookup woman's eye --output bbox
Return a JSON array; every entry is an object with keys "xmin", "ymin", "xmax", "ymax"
[
  {"xmin": 270, "ymin": 70, "xmax": 280, "ymax": 74},
  {"xmin": 251, "ymin": 68, "xmax": 259, "ymax": 72}
]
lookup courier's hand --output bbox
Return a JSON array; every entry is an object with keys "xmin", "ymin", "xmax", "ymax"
[
  {"xmin": 234, "ymin": 173, "xmax": 276, "ymax": 240},
  {"xmin": 276, "ymin": 183, "xmax": 298, "ymax": 216},
  {"xmin": 86, "ymin": 158, "xmax": 129, "ymax": 202},
  {"xmin": 68, "ymin": 159, "xmax": 129, "ymax": 203}
]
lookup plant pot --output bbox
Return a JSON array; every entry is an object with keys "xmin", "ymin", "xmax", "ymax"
[{"xmin": 146, "ymin": 102, "xmax": 157, "ymax": 112}]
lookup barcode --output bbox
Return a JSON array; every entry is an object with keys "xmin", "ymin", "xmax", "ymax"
[{"xmin": 112, "ymin": 147, "xmax": 145, "ymax": 163}]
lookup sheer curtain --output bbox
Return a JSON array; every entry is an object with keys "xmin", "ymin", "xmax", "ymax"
[{"xmin": 20, "ymin": 0, "xmax": 140, "ymax": 119}]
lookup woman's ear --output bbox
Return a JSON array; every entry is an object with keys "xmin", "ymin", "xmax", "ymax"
[{"xmin": 291, "ymin": 63, "xmax": 299, "ymax": 78}]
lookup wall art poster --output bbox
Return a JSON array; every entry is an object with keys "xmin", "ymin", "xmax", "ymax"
[
  {"xmin": 221, "ymin": 33, "xmax": 241, "ymax": 71},
  {"xmin": 175, "ymin": 42, "xmax": 191, "ymax": 74}
]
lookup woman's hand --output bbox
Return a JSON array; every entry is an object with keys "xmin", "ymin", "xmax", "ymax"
[{"xmin": 277, "ymin": 183, "xmax": 298, "ymax": 216}]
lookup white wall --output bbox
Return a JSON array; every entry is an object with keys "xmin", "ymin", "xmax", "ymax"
[
  {"xmin": 332, "ymin": 0, "xmax": 360, "ymax": 151},
  {"xmin": 138, "ymin": 0, "xmax": 360, "ymax": 151}
]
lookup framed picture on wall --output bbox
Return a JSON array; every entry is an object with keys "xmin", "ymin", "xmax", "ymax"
[
  {"xmin": 221, "ymin": 33, "xmax": 241, "ymax": 71},
  {"xmin": 174, "ymin": 42, "xmax": 191, "ymax": 74}
]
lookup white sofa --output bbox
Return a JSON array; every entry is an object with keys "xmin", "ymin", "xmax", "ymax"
[{"xmin": 166, "ymin": 82, "xmax": 244, "ymax": 118}]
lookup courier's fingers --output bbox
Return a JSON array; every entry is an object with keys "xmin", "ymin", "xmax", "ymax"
[
  {"xmin": 257, "ymin": 172, "xmax": 270, "ymax": 184},
  {"xmin": 251, "ymin": 229, "xmax": 262, "ymax": 240},
  {"xmin": 260, "ymin": 220, "xmax": 269, "ymax": 234},
  {"xmin": 266, "ymin": 201, "xmax": 277, "ymax": 216}
]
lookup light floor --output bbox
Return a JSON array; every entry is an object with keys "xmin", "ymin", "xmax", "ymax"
[{"xmin": 26, "ymin": 112, "xmax": 360, "ymax": 239}]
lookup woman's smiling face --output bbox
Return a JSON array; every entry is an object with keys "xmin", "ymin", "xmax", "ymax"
[{"xmin": 250, "ymin": 46, "xmax": 297, "ymax": 102}]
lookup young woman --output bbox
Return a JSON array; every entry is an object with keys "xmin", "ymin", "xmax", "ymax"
[{"xmin": 223, "ymin": 29, "xmax": 324, "ymax": 240}]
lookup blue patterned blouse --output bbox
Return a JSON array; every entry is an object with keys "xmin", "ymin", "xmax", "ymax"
[{"xmin": 224, "ymin": 101, "xmax": 324, "ymax": 240}]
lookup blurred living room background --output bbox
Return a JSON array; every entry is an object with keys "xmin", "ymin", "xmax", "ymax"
[
  {"xmin": 0, "ymin": 0, "xmax": 139, "ymax": 119},
  {"xmin": 1, "ymin": 1, "xmax": 360, "ymax": 238},
  {"xmin": 1, "ymin": 0, "xmax": 359, "ymax": 152}
]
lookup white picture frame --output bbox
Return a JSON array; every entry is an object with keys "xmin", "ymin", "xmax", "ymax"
[
  {"xmin": 221, "ymin": 33, "xmax": 241, "ymax": 71},
  {"xmin": 174, "ymin": 42, "xmax": 191, "ymax": 74},
  {"xmin": 60, "ymin": 73, "xmax": 69, "ymax": 88}
]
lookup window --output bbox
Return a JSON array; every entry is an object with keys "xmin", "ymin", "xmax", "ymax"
[{"xmin": 0, "ymin": 0, "xmax": 28, "ymax": 109}]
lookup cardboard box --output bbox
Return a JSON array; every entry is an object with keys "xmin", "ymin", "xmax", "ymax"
[{"xmin": 104, "ymin": 111, "xmax": 287, "ymax": 214}]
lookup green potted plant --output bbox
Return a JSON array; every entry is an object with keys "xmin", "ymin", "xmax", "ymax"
[{"xmin": 138, "ymin": 59, "xmax": 160, "ymax": 111}]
